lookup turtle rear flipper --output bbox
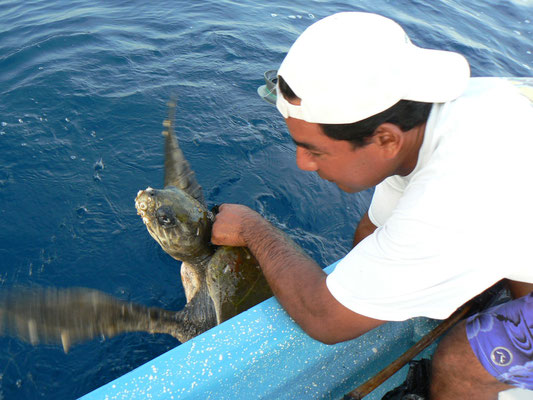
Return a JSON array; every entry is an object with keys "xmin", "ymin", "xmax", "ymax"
[
  {"xmin": 0, "ymin": 287, "xmax": 198, "ymax": 351},
  {"xmin": 163, "ymin": 99, "xmax": 206, "ymax": 206}
]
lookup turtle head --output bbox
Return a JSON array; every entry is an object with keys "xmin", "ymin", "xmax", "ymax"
[{"xmin": 135, "ymin": 186, "xmax": 215, "ymax": 264}]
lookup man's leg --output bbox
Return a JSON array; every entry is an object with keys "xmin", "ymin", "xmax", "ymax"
[
  {"xmin": 431, "ymin": 293, "xmax": 533, "ymax": 399},
  {"xmin": 430, "ymin": 320, "xmax": 513, "ymax": 399}
]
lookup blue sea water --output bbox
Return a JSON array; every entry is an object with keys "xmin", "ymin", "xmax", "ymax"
[{"xmin": 0, "ymin": 0, "xmax": 531, "ymax": 398}]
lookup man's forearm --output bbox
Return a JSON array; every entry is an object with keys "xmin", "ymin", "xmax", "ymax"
[
  {"xmin": 353, "ymin": 212, "xmax": 377, "ymax": 247},
  {"xmin": 239, "ymin": 213, "xmax": 331, "ymax": 338},
  {"xmin": 211, "ymin": 204, "xmax": 384, "ymax": 343}
]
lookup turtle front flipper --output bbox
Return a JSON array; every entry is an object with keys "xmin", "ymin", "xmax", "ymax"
[
  {"xmin": 0, "ymin": 287, "xmax": 207, "ymax": 351},
  {"xmin": 206, "ymin": 247, "xmax": 273, "ymax": 325},
  {"xmin": 163, "ymin": 99, "xmax": 206, "ymax": 206}
]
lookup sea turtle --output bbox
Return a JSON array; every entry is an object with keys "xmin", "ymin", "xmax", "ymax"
[
  {"xmin": 0, "ymin": 100, "xmax": 272, "ymax": 351},
  {"xmin": 133, "ymin": 99, "xmax": 273, "ymax": 338}
]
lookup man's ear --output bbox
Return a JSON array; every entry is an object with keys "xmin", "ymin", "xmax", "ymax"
[{"xmin": 371, "ymin": 123, "xmax": 404, "ymax": 159}]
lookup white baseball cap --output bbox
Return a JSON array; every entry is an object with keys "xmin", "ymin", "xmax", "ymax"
[{"xmin": 276, "ymin": 12, "xmax": 470, "ymax": 124}]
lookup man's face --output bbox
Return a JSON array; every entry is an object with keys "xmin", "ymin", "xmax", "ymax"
[{"xmin": 285, "ymin": 117, "xmax": 392, "ymax": 193}]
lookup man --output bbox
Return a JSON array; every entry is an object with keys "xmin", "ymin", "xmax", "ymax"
[{"xmin": 211, "ymin": 12, "xmax": 533, "ymax": 399}]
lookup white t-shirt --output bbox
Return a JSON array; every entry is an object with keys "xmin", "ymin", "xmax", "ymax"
[{"xmin": 326, "ymin": 78, "xmax": 533, "ymax": 321}]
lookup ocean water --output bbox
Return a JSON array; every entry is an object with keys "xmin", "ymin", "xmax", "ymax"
[{"xmin": 0, "ymin": 0, "xmax": 531, "ymax": 398}]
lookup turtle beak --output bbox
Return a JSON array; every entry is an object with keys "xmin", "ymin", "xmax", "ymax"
[{"xmin": 135, "ymin": 188, "xmax": 156, "ymax": 225}]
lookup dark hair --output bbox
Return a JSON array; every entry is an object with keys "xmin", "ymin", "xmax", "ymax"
[{"xmin": 278, "ymin": 75, "xmax": 433, "ymax": 148}]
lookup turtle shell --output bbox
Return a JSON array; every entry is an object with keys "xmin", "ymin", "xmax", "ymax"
[{"xmin": 207, "ymin": 246, "xmax": 273, "ymax": 324}]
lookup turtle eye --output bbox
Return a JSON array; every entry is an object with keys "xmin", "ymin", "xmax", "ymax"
[{"xmin": 156, "ymin": 206, "xmax": 177, "ymax": 228}]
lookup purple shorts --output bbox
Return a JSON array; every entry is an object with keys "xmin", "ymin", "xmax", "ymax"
[{"xmin": 466, "ymin": 292, "xmax": 533, "ymax": 389}]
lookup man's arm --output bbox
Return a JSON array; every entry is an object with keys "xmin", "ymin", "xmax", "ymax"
[
  {"xmin": 353, "ymin": 212, "xmax": 377, "ymax": 247},
  {"xmin": 211, "ymin": 204, "xmax": 384, "ymax": 344}
]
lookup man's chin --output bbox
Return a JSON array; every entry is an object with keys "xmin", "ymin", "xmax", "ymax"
[
  {"xmin": 335, "ymin": 183, "xmax": 363, "ymax": 194},
  {"xmin": 320, "ymin": 176, "xmax": 361, "ymax": 193},
  {"xmin": 335, "ymin": 183, "xmax": 351, "ymax": 193}
]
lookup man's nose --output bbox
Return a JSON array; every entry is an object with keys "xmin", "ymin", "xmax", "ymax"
[{"xmin": 295, "ymin": 147, "xmax": 318, "ymax": 171}]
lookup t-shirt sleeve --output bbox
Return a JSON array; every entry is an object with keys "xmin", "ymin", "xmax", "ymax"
[{"xmin": 327, "ymin": 182, "xmax": 504, "ymax": 321}]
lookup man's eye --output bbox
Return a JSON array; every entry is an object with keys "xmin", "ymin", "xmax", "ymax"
[{"xmin": 307, "ymin": 149, "xmax": 322, "ymax": 157}]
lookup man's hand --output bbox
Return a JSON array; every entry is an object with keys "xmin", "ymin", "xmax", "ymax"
[{"xmin": 211, "ymin": 204, "xmax": 261, "ymax": 247}]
